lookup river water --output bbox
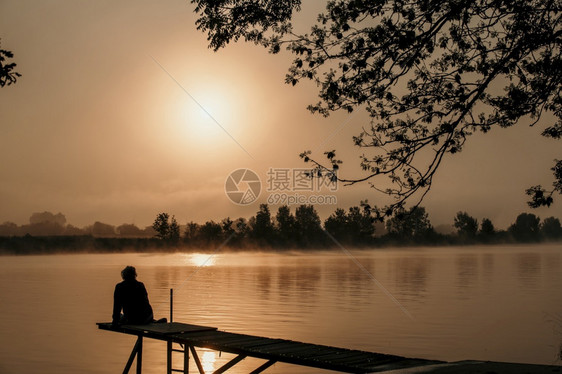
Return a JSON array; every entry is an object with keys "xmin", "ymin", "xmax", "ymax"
[{"xmin": 1, "ymin": 244, "xmax": 561, "ymax": 373}]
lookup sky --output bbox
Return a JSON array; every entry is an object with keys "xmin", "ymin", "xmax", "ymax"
[{"xmin": 1, "ymin": 0, "xmax": 561, "ymax": 231}]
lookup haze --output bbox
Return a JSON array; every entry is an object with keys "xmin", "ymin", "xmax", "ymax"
[{"xmin": 1, "ymin": 0, "xmax": 561, "ymax": 230}]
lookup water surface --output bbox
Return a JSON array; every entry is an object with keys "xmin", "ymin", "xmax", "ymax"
[{"xmin": 1, "ymin": 244, "xmax": 561, "ymax": 373}]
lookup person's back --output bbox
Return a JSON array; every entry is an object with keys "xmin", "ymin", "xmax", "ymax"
[{"xmin": 112, "ymin": 266, "xmax": 154, "ymax": 325}]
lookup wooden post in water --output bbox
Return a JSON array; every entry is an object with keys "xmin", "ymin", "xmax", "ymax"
[{"xmin": 170, "ymin": 288, "xmax": 173, "ymax": 323}]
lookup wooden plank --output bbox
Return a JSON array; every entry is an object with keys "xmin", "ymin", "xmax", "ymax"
[
  {"xmin": 123, "ymin": 322, "xmax": 217, "ymax": 335},
  {"xmin": 229, "ymin": 339, "xmax": 286, "ymax": 350},
  {"xmin": 174, "ymin": 332, "xmax": 269, "ymax": 347}
]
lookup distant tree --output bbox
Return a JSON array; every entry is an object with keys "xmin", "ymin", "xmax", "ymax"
[
  {"xmin": 222, "ymin": 217, "xmax": 235, "ymax": 238},
  {"xmin": 509, "ymin": 213, "xmax": 541, "ymax": 242},
  {"xmin": 198, "ymin": 220, "xmax": 223, "ymax": 245},
  {"xmin": 295, "ymin": 204, "xmax": 324, "ymax": 246},
  {"xmin": 143, "ymin": 225, "xmax": 157, "ymax": 238},
  {"xmin": 221, "ymin": 217, "xmax": 250, "ymax": 246},
  {"xmin": 193, "ymin": 0, "xmax": 562, "ymax": 216},
  {"xmin": 346, "ymin": 206, "xmax": 375, "ymax": 245},
  {"xmin": 324, "ymin": 208, "xmax": 349, "ymax": 242},
  {"xmin": 117, "ymin": 223, "xmax": 144, "ymax": 237},
  {"xmin": 152, "ymin": 213, "xmax": 181, "ymax": 243},
  {"xmin": 152, "ymin": 213, "xmax": 170, "ymax": 240},
  {"xmin": 91, "ymin": 221, "xmax": 116, "ymax": 237},
  {"xmin": 184, "ymin": 221, "xmax": 200, "ymax": 243},
  {"xmin": 64, "ymin": 224, "xmax": 85, "ymax": 236},
  {"xmin": 0, "ymin": 221, "xmax": 19, "ymax": 236},
  {"xmin": 234, "ymin": 217, "xmax": 250, "ymax": 242},
  {"xmin": 454, "ymin": 211, "xmax": 478, "ymax": 240},
  {"xmin": 0, "ymin": 40, "xmax": 21, "ymax": 87},
  {"xmin": 169, "ymin": 216, "xmax": 180, "ymax": 243},
  {"xmin": 251, "ymin": 204, "xmax": 275, "ymax": 242},
  {"xmin": 29, "ymin": 211, "xmax": 67, "ymax": 226},
  {"xmin": 541, "ymin": 216, "xmax": 562, "ymax": 240},
  {"xmin": 275, "ymin": 205, "xmax": 296, "ymax": 245},
  {"xmin": 386, "ymin": 206, "xmax": 433, "ymax": 241},
  {"xmin": 478, "ymin": 218, "xmax": 496, "ymax": 241}
]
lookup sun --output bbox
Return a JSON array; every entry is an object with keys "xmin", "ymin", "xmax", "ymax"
[{"xmin": 178, "ymin": 86, "xmax": 236, "ymax": 142}]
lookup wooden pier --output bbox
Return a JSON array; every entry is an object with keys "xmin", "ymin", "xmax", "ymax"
[{"xmin": 97, "ymin": 321, "xmax": 441, "ymax": 373}]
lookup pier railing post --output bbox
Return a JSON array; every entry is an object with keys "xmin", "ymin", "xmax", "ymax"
[{"xmin": 170, "ymin": 288, "xmax": 173, "ymax": 323}]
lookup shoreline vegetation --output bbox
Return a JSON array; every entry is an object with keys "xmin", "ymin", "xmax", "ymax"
[{"xmin": 1, "ymin": 204, "xmax": 561, "ymax": 255}]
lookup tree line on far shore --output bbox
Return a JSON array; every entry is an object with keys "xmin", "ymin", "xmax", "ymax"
[
  {"xmin": 151, "ymin": 204, "xmax": 562, "ymax": 249},
  {"xmin": 0, "ymin": 205, "xmax": 561, "ymax": 254}
]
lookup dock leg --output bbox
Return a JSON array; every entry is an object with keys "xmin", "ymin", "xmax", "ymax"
[
  {"xmin": 167, "ymin": 341, "xmax": 172, "ymax": 374},
  {"xmin": 190, "ymin": 346, "xmax": 205, "ymax": 374},
  {"xmin": 123, "ymin": 336, "xmax": 143, "ymax": 374},
  {"xmin": 136, "ymin": 336, "xmax": 142, "ymax": 374},
  {"xmin": 249, "ymin": 360, "xmax": 276, "ymax": 374},
  {"xmin": 183, "ymin": 344, "xmax": 190, "ymax": 374},
  {"xmin": 213, "ymin": 354, "xmax": 247, "ymax": 374}
]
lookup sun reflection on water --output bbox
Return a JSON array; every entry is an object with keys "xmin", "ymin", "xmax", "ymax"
[
  {"xmin": 201, "ymin": 350, "xmax": 216, "ymax": 372},
  {"xmin": 186, "ymin": 253, "xmax": 216, "ymax": 267}
]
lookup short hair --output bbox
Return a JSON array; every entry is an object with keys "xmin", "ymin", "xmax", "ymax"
[{"xmin": 121, "ymin": 266, "xmax": 137, "ymax": 280}]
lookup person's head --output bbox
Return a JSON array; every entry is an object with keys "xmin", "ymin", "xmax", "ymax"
[{"xmin": 121, "ymin": 266, "xmax": 137, "ymax": 281}]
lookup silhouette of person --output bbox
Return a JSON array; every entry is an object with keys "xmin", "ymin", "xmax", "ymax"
[{"xmin": 112, "ymin": 266, "xmax": 155, "ymax": 326}]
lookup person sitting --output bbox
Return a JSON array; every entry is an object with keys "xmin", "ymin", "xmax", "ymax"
[{"xmin": 112, "ymin": 266, "xmax": 158, "ymax": 326}]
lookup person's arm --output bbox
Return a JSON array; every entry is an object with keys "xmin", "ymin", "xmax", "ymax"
[{"xmin": 112, "ymin": 284, "xmax": 122, "ymax": 325}]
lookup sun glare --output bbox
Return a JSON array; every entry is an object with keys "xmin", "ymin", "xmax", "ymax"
[
  {"xmin": 188, "ymin": 253, "xmax": 216, "ymax": 267},
  {"xmin": 178, "ymin": 87, "xmax": 236, "ymax": 142}
]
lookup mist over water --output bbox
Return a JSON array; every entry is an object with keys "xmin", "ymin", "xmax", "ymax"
[{"xmin": 1, "ymin": 245, "xmax": 561, "ymax": 373}]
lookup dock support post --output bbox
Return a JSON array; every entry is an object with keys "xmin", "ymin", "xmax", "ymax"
[
  {"xmin": 213, "ymin": 354, "xmax": 247, "ymax": 374},
  {"xmin": 190, "ymin": 346, "xmax": 205, "ymax": 374},
  {"xmin": 183, "ymin": 344, "xmax": 190, "ymax": 374},
  {"xmin": 249, "ymin": 360, "xmax": 276, "ymax": 374},
  {"xmin": 136, "ymin": 337, "xmax": 143, "ymax": 374},
  {"xmin": 167, "ymin": 341, "xmax": 172, "ymax": 374},
  {"xmin": 167, "ymin": 341, "xmax": 189, "ymax": 374},
  {"xmin": 123, "ymin": 335, "xmax": 143, "ymax": 374}
]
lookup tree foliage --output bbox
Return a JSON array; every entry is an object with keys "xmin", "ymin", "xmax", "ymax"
[
  {"xmin": 454, "ymin": 211, "xmax": 478, "ymax": 239},
  {"xmin": 275, "ymin": 205, "xmax": 296, "ymax": 245},
  {"xmin": 294, "ymin": 204, "xmax": 324, "ymax": 246},
  {"xmin": 324, "ymin": 206, "xmax": 375, "ymax": 244},
  {"xmin": 251, "ymin": 203, "xmax": 275, "ymax": 241},
  {"xmin": 152, "ymin": 212, "xmax": 180, "ymax": 242},
  {"xmin": 508, "ymin": 212, "xmax": 541, "ymax": 242},
  {"xmin": 479, "ymin": 217, "xmax": 496, "ymax": 239},
  {"xmin": 192, "ymin": 0, "xmax": 562, "ymax": 216},
  {"xmin": 541, "ymin": 216, "xmax": 562, "ymax": 239},
  {"xmin": 385, "ymin": 206, "xmax": 433, "ymax": 240},
  {"xmin": 0, "ymin": 40, "xmax": 21, "ymax": 87}
]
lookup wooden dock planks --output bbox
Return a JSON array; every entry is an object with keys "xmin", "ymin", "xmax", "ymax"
[{"xmin": 97, "ymin": 322, "xmax": 441, "ymax": 373}]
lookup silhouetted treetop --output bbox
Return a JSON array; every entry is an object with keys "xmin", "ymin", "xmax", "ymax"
[
  {"xmin": 454, "ymin": 211, "xmax": 478, "ymax": 239},
  {"xmin": 191, "ymin": 0, "xmax": 301, "ymax": 51},
  {"xmin": 0, "ymin": 39, "xmax": 21, "ymax": 87},
  {"xmin": 193, "ymin": 0, "xmax": 562, "ymax": 216}
]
